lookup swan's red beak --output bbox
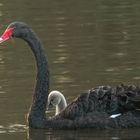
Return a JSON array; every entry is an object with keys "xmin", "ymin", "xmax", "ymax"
[{"xmin": 0, "ymin": 27, "xmax": 14, "ymax": 43}]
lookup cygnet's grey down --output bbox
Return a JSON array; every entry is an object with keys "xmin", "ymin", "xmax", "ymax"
[{"xmin": 48, "ymin": 91, "xmax": 67, "ymax": 115}]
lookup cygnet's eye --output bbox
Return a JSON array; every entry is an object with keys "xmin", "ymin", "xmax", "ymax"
[{"xmin": 50, "ymin": 99, "xmax": 54, "ymax": 103}]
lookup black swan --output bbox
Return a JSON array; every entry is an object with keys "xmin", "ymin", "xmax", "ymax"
[
  {"xmin": 0, "ymin": 21, "xmax": 140, "ymax": 129},
  {"xmin": 47, "ymin": 90, "xmax": 67, "ymax": 115}
]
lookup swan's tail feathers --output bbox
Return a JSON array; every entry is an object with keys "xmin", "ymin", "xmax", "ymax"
[
  {"xmin": 117, "ymin": 84, "xmax": 140, "ymax": 111},
  {"xmin": 129, "ymin": 96, "xmax": 140, "ymax": 109}
]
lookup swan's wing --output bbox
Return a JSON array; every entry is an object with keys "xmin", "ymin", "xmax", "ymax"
[
  {"xmin": 117, "ymin": 84, "xmax": 140, "ymax": 111},
  {"xmin": 56, "ymin": 84, "xmax": 140, "ymax": 120},
  {"xmin": 57, "ymin": 86, "xmax": 115, "ymax": 119},
  {"xmin": 57, "ymin": 92, "xmax": 90, "ymax": 120}
]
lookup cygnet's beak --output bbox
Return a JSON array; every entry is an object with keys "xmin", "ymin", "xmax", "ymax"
[{"xmin": 47, "ymin": 102, "xmax": 53, "ymax": 110}]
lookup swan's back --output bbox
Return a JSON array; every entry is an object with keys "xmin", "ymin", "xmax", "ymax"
[
  {"xmin": 46, "ymin": 84, "xmax": 140, "ymax": 129},
  {"xmin": 56, "ymin": 84, "xmax": 140, "ymax": 120}
]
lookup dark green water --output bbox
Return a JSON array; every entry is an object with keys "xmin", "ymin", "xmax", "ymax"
[{"xmin": 0, "ymin": 0, "xmax": 140, "ymax": 139}]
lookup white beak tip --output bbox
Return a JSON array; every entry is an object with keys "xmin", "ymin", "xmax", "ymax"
[{"xmin": 0, "ymin": 38, "xmax": 3, "ymax": 43}]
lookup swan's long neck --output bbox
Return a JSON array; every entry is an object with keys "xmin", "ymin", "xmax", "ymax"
[
  {"xmin": 24, "ymin": 29, "xmax": 49, "ymax": 128},
  {"xmin": 56, "ymin": 94, "xmax": 67, "ymax": 115}
]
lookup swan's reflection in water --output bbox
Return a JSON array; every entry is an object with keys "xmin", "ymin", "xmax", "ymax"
[
  {"xmin": 28, "ymin": 128, "xmax": 140, "ymax": 140},
  {"xmin": 0, "ymin": 123, "xmax": 139, "ymax": 140},
  {"xmin": 28, "ymin": 129, "xmax": 46, "ymax": 140}
]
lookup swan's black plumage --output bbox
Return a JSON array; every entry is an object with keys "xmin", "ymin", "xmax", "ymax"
[
  {"xmin": 57, "ymin": 84, "xmax": 140, "ymax": 119},
  {"xmin": 0, "ymin": 21, "xmax": 140, "ymax": 129},
  {"xmin": 48, "ymin": 84, "xmax": 140, "ymax": 129}
]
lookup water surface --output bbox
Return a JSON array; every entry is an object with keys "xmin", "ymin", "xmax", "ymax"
[{"xmin": 0, "ymin": 0, "xmax": 140, "ymax": 139}]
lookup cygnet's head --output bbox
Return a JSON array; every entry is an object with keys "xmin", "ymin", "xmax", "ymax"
[{"xmin": 47, "ymin": 90, "xmax": 62, "ymax": 108}]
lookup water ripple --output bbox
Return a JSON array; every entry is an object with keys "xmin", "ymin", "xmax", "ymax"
[
  {"xmin": 0, "ymin": 3, "xmax": 3, "ymax": 6},
  {"xmin": 0, "ymin": 124, "xmax": 27, "ymax": 134}
]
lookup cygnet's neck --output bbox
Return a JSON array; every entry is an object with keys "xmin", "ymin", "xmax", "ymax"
[{"xmin": 56, "ymin": 93, "xmax": 67, "ymax": 115}]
